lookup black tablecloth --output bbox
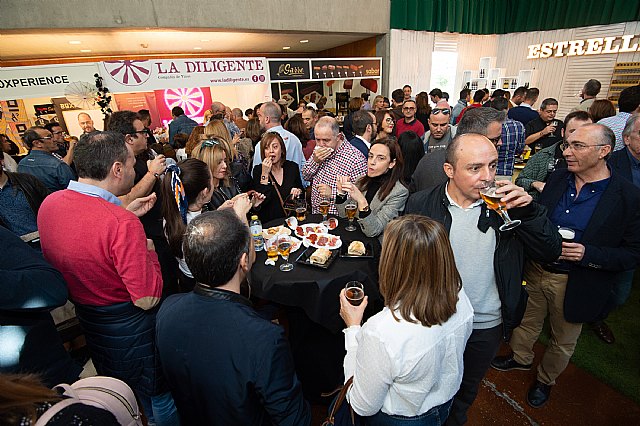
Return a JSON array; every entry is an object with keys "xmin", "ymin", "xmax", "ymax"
[{"xmin": 250, "ymin": 214, "xmax": 381, "ymax": 332}]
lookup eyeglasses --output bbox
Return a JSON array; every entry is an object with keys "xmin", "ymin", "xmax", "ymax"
[
  {"xmin": 487, "ymin": 136, "xmax": 501, "ymax": 146},
  {"xmin": 432, "ymin": 108, "xmax": 450, "ymax": 116},
  {"xmin": 560, "ymin": 141, "xmax": 609, "ymax": 151},
  {"xmin": 38, "ymin": 136, "xmax": 53, "ymax": 141},
  {"xmin": 384, "ymin": 117, "xmax": 394, "ymax": 123},
  {"xmin": 52, "ymin": 131, "xmax": 64, "ymax": 136},
  {"xmin": 402, "ymin": 107, "xmax": 416, "ymax": 111},
  {"xmin": 129, "ymin": 130, "xmax": 149, "ymax": 138}
]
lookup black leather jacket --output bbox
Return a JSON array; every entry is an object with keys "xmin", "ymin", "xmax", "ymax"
[{"xmin": 405, "ymin": 182, "xmax": 561, "ymax": 340}]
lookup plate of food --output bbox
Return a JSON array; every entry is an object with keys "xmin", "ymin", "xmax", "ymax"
[
  {"xmin": 285, "ymin": 216, "xmax": 298, "ymax": 229},
  {"xmin": 295, "ymin": 247, "xmax": 339, "ymax": 269},
  {"xmin": 303, "ymin": 233, "xmax": 342, "ymax": 249},
  {"xmin": 262, "ymin": 225, "xmax": 292, "ymax": 240},
  {"xmin": 294, "ymin": 223, "xmax": 328, "ymax": 238},
  {"xmin": 326, "ymin": 217, "xmax": 339, "ymax": 230},
  {"xmin": 266, "ymin": 235, "xmax": 303, "ymax": 253},
  {"xmin": 339, "ymin": 240, "xmax": 374, "ymax": 258}
]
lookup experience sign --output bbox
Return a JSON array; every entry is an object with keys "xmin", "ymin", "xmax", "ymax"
[
  {"xmin": 528, "ymin": 34, "xmax": 640, "ymax": 59},
  {"xmin": 98, "ymin": 57, "xmax": 269, "ymax": 93}
]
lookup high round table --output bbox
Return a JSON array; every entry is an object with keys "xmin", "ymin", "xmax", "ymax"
[{"xmin": 250, "ymin": 214, "xmax": 382, "ymax": 333}]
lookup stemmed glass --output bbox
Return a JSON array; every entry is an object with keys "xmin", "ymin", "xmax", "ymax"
[
  {"xmin": 319, "ymin": 195, "xmax": 332, "ymax": 226},
  {"xmin": 479, "ymin": 181, "xmax": 521, "ymax": 231},
  {"xmin": 278, "ymin": 234, "xmax": 294, "ymax": 272},
  {"xmin": 344, "ymin": 196, "xmax": 358, "ymax": 231}
]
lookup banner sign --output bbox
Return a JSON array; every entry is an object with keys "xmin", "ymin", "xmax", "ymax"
[
  {"xmin": 310, "ymin": 58, "xmax": 382, "ymax": 80},
  {"xmin": 268, "ymin": 60, "xmax": 311, "ymax": 82},
  {"xmin": 528, "ymin": 34, "xmax": 640, "ymax": 59},
  {"xmin": 154, "ymin": 87, "xmax": 212, "ymax": 127},
  {"xmin": 0, "ymin": 63, "xmax": 99, "ymax": 101},
  {"xmin": 98, "ymin": 57, "xmax": 269, "ymax": 93}
]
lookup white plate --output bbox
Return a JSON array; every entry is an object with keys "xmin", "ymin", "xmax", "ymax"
[
  {"xmin": 294, "ymin": 223, "xmax": 329, "ymax": 238},
  {"xmin": 303, "ymin": 233, "xmax": 342, "ymax": 250},
  {"xmin": 266, "ymin": 235, "xmax": 303, "ymax": 253},
  {"xmin": 262, "ymin": 225, "xmax": 292, "ymax": 240},
  {"xmin": 285, "ymin": 217, "xmax": 298, "ymax": 229}
]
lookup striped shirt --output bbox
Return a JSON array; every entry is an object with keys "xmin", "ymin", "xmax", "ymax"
[{"xmin": 599, "ymin": 112, "xmax": 631, "ymax": 151}]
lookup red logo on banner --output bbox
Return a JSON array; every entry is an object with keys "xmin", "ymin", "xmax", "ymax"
[
  {"xmin": 103, "ymin": 60, "xmax": 152, "ymax": 86},
  {"xmin": 154, "ymin": 87, "xmax": 212, "ymax": 127}
]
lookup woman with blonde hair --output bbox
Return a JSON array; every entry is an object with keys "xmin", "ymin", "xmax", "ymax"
[
  {"xmin": 339, "ymin": 215, "xmax": 474, "ymax": 425},
  {"xmin": 205, "ymin": 119, "xmax": 251, "ymax": 190},
  {"xmin": 372, "ymin": 95, "xmax": 385, "ymax": 112},
  {"xmin": 192, "ymin": 137, "xmax": 264, "ymax": 212}
]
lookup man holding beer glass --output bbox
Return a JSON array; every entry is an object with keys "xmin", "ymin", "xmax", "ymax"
[
  {"xmin": 405, "ymin": 133, "xmax": 560, "ymax": 425},
  {"xmin": 492, "ymin": 124, "xmax": 640, "ymax": 409}
]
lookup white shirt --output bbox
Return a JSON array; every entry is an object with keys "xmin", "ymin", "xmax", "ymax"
[
  {"xmin": 2, "ymin": 152, "xmax": 18, "ymax": 172},
  {"xmin": 343, "ymin": 288, "xmax": 474, "ymax": 417},
  {"xmin": 251, "ymin": 125, "xmax": 305, "ymax": 173},
  {"xmin": 355, "ymin": 135, "xmax": 371, "ymax": 150}
]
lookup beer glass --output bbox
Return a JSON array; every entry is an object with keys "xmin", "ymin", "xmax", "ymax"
[
  {"xmin": 278, "ymin": 235, "xmax": 293, "ymax": 272},
  {"xmin": 344, "ymin": 198, "xmax": 358, "ymax": 231},
  {"xmin": 266, "ymin": 239, "xmax": 279, "ymax": 263},
  {"xmin": 479, "ymin": 181, "xmax": 521, "ymax": 231},
  {"xmin": 345, "ymin": 281, "xmax": 365, "ymax": 306},
  {"xmin": 558, "ymin": 227, "xmax": 575, "ymax": 243},
  {"xmin": 319, "ymin": 196, "xmax": 332, "ymax": 226},
  {"xmin": 283, "ymin": 194, "xmax": 297, "ymax": 217},
  {"xmin": 295, "ymin": 197, "xmax": 307, "ymax": 222}
]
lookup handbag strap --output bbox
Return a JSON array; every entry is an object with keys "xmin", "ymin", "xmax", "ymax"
[
  {"xmin": 270, "ymin": 171, "xmax": 287, "ymax": 214},
  {"xmin": 34, "ymin": 398, "xmax": 81, "ymax": 426},
  {"xmin": 324, "ymin": 377, "xmax": 354, "ymax": 425}
]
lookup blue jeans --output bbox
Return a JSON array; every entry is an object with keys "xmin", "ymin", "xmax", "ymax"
[
  {"xmin": 366, "ymin": 400, "xmax": 453, "ymax": 426},
  {"xmin": 140, "ymin": 391, "xmax": 179, "ymax": 426}
]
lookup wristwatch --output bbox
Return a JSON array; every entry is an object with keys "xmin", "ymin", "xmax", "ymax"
[{"xmin": 360, "ymin": 205, "xmax": 370, "ymax": 213}]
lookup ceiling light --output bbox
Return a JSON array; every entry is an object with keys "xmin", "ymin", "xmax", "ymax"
[
  {"xmin": 282, "ymin": 46, "xmax": 291, "ymax": 50},
  {"xmin": 300, "ymin": 40, "xmax": 309, "ymax": 43},
  {"xmin": 69, "ymin": 41, "xmax": 81, "ymax": 45},
  {"xmin": 193, "ymin": 47, "xmax": 202, "ymax": 50},
  {"xmin": 80, "ymin": 49, "xmax": 92, "ymax": 53}
]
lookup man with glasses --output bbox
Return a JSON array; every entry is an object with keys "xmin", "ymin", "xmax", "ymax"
[
  {"xmin": 45, "ymin": 122, "xmax": 76, "ymax": 166},
  {"xmin": 423, "ymin": 107, "xmax": 457, "ymax": 153},
  {"xmin": 410, "ymin": 107, "xmax": 505, "ymax": 193},
  {"xmin": 395, "ymin": 100, "xmax": 425, "ymax": 139},
  {"xmin": 108, "ymin": 111, "xmax": 178, "ymax": 296},
  {"xmin": 516, "ymin": 111, "xmax": 592, "ymax": 200},
  {"xmin": 18, "ymin": 126, "xmax": 76, "ymax": 191},
  {"xmin": 524, "ymin": 98, "xmax": 564, "ymax": 150},
  {"xmin": 492, "ymin": 123, "xmax": 640, "ymax": 408}
]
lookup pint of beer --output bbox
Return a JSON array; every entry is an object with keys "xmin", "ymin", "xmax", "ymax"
[
  {"xmin": 558, "ymin": 227, "xmax": 575, "ymax": 243},
  {"xmin": 345, "ymin": 203, "xmax": 358, "ymax": 219},
  {"xmin": 345, "ymin": 281, "xmax": 365, "ymax": 306},
  {"xmin": 319, "ymin": 200, "xmax": 330, "ymax": 215}
]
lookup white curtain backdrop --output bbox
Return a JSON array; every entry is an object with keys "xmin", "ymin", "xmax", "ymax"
[{"xmin": 388, "ymin": 29, "xmax": 435, "ymax": 97}]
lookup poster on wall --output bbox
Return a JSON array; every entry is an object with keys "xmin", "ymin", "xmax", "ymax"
[
  {"xmin": 310, "ymin": 58, "xmax": 382, "ymax": 80},
  {"xmin": 32, "ymin": 103, "xmax": 57, "ymax": 127},
  {"xmin": 0, "ymin": 100, "xmax": 31, "ymax": 154},
  {"xmin": 99, "ymin": 58, "xmax": 269, "ymax": 94},
  {"xmin": 51, "ymin": 97, "xmax": 103, "ymax": 137},
  {"xmin": 153, "ymin": 87, "xmax": 213, "ymax": 128},
  {"xmin": 114, "ymin": 92, "xmax": 161, "ymax": 130},
  {"xmin": 278, "ymin": 82, "xmax": 299, "ymax": 108},
  {"xmin": 298, "ymin": 82, "xmax": 324, "ymax": 104}
]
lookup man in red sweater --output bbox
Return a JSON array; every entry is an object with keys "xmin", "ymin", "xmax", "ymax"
[
  {"xmin": 395, "ymin": 99, "xmax": 425, "ymax": 139},
  {"xmin": 37, "ymin": 131, "xmax": 177, "ymax": 424}
]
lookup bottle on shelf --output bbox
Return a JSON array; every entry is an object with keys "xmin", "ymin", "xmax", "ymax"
[{"xmin": 250, "ymin": 215, "xmax": 264, "ymax": 252}]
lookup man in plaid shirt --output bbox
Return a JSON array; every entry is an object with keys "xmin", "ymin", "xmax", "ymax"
[
  {"xmin": 302, "ymin": 117, "xmax": 367, "ymax": 214},
  {"xmin": 492, "ymin": 97, "xmax": 525, "ymax": 180}
]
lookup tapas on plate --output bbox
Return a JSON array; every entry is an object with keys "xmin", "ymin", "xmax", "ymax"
[
  {"xmin": 294, "ymin": 223, "xmax": 328, "ymax": 238},
  {"xmin": 262, "ymin": 225, "xmax": 292, "ymax": 240},
  {"xmin": 303, "ymin": 233, "xmax": 342, "ymax": 249}
]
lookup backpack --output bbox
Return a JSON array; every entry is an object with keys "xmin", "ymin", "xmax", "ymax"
[{"xmin": 35, "ymin": 376, "xmax": 143, "ymax": 426}]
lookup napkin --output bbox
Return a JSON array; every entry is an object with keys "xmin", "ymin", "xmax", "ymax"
[{"xmin": 265, "ymin": 258, "xmax": 276, "ymax": 266}]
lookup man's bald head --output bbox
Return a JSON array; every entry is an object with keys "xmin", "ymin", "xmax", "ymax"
[{"xmin": 445, "ymin": 133, "xmax": 495, "ymax": 166}]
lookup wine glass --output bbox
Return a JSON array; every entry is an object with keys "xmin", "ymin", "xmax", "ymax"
[
  {"xmin": 278, "ymin": 234, "xmax": 294, "ymax": 272},
  {"xmin": 479, "ymin": 181, "xmax": 521, "ymax": 231},
  {"xmin": 344, "ymin": 197, "xmax": 358, "ymax": 232}
]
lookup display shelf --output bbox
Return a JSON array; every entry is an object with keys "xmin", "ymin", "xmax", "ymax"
[
  {"xmin": 517, "ymin": 70, "xmax": 536, "ymax": 88},
  {"xmin": 499, "ymin": 77, "xmax": 519, "ymax": 91},
  {"xmin": 608, "ymin": 62, "xmax": 640, "ymax": 107}
]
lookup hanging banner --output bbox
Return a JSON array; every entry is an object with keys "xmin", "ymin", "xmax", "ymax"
[
  {"xmin": 154, "ymin": 87, "xmax": 212, "ymax": 128},
  {"xmin": 114, "ymin": 92, "xmax": 161, "ymax": 130},
  {"xmin": 0, "ymin": 63, "xmax": 99, "ymax": 101},
  {"xmin": 310, "ymin": 58, "xmax": 382, "ymax": 80},
  {"xmin": 268, "ymin": 59, "xmax": 311, "ymax": 82},
  {"xmin": 99, "ymin": 58, "xmax": 268, "ymax": 93}
]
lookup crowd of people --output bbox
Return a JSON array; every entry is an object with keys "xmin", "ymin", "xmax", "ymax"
[{"xmin": 2, "ymin": 80, "xmax": 640, "ymax": 425}]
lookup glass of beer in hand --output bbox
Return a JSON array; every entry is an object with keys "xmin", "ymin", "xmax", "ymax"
[
  {"xmin": 479, "ymin": 181, "xmax": 521, "ymax": 231},
  {"xmin": 345, "ymin": 198, "xmax": 358, "ymax": 231},
  {"xmin": 345, "ymin": 281, "xmax": 365, "ymax": 306}
]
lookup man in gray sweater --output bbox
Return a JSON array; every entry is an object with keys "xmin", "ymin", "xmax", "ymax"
[{"xmin": 405, "ymin": 133, "xmax": 561, "ymax": 425}]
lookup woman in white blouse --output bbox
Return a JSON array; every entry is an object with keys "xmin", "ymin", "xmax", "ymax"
[{"xmin": 339, "ymin": 215, "xmax": 474, "ymax": 425}]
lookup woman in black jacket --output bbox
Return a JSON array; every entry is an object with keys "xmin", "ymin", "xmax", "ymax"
[{"xmin": 251, "ymin": 132, "xmax": 303, "ymax": 223}]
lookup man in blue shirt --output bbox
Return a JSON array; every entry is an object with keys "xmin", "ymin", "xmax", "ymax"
[
  {"xmin": 168, "ymin": 106, "xmax": 198, "ymax": 147},
  {"xmin": 156, "ymin": 209, "xmax": 311, "ymax": 425},
  {"xmin": 492, "ymin": 124, "xmax": 640, "ymax": 409},
  {"xmin": 18, "ymin": 126, "xmax": 76, "ymax": 191},
  {"xmin": 507, "ymin": 87, "xmax": 539, "ymax": 127}
]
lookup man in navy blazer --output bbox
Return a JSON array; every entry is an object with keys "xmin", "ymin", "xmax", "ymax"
[
  {"xmin": 349, "ymin": 109, "xmax": 376, "ymax": 158},
  {"xmin": 492, "ymin": 123, "xmax": 640, "ymax": 408}
]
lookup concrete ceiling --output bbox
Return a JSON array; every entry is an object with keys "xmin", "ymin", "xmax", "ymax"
[{"xmin": 0, "ymin": 29, "xmax": 377, "ymax": 66}]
